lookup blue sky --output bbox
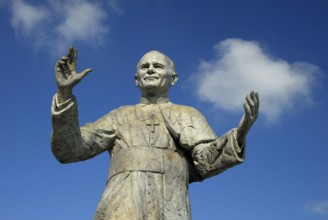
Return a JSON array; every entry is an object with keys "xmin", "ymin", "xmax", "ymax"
[{"xmin": 1, "ymin": 0, "xmax": 328, "ymax": 219}]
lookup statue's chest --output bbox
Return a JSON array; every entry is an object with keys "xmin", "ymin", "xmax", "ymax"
[{"xmin": 116, "ymin": 105, "xmax": 176, "ymax": 149}]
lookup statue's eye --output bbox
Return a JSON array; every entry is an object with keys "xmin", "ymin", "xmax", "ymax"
[
  {"xmin": 140, "ymin": 64, "xmax": 149, "ymax": 70},
  {"xmin": 154, "ymin": 64, "xmax": 164, "ymax": 69}
]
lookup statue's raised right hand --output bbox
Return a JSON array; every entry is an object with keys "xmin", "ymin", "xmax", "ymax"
[{"xmin": 55, "ymin": 47, "xmax": 92, "ymax": 102}]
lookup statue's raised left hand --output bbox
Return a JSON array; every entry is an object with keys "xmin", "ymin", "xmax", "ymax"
[
  {"xmin": 236, "ymin": 91, "xmax": 259, "ymax": 145},
  {"xmin": 55, "ymin": 47, "xmax": 92, "ymax": 103}
]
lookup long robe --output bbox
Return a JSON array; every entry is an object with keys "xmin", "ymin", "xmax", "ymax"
[{"xmin": 51, "ymin": 95, "xmax": 245, "ymax": 220}]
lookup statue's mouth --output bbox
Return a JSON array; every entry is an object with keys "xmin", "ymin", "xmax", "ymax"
[{"xmin": 144, "ymin": 76, "xmax": 159, "ymax": 81}]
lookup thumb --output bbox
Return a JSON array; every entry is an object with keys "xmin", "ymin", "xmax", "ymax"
[{"xmin": 78, "ymin": 68, "xmax": 92, "ymax": 80}]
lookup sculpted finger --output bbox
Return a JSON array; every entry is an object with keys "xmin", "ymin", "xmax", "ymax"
[
  {"xmin": 71, "ymin": 48, "xmax": 77, "ymax": 66},
  {"xmin": 55, "ymin": 60, "xmax": 62, "ymax": 70},
  {"xmin": 55, "ymin": 66, "xmax": 63, "ymax": 77},
  {"xmin": 240, "ymin": 103, "xmax": 252, "ymax": 133},
  {"xmin": 55, "ymin": 69, "xmax": 65, "ymax": 84},
  {"xmin": 253, "ymin": 92, "xmax": 260, "ymax": 116},
  {"xmin": 255, "ymin": 92, "xmax": 260, "ymax": 105},
  {"xmin": 61, "ymin": 56, "xmax": 69, "ymax": 61},
  {"xmin": 246, "ymin": 95, "xmax": 256, "ymax": 115},
  {"xmin": 250, "ymin": 91, "xmax": 256, "ymax": 101},
  {"xmin": 55, "ymin": 60, "xmax": 64, "ymax": 74},
  {"xmin": 60, "ymin": 57, "xmax": 69, "ymax": 67},
  {"xmin": 243, "ymin": 102, "xmax": 252, "ymax": 120},
  {"xmin": 66, "ymin": 47, "xmax": 74, "ymax": 58},
  {"xmin": 246, "ymin": 94, "xmax": 255, "ymax": 106},
  {"xmin": 249, "ymin": 92, "xmax": 260, "ymax": 117},
  {"xmin": 58, "ymin": 59, "xmax": 69, "ymax": 70},
  {"xmin": 57, "ymin": 60, "xmax": 67, "ymax": 67},
  {"xmin": 251, "ymin": 91, "xmax": 259, "ymax": 106},
  {"xmin": 77, "ymin": 68, "xmax": 92, "ymax": 80}
]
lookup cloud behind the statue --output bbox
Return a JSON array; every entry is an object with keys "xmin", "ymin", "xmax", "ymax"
[
  {"xmin": 9, "ymin": 0, "xmax": 110, "ymax": 55},
  {"xmin": 191, "ymin": 38, "xmax": 319, "ymax": 123},
  {"xmin": 305, "ymin": 200, "xmax": 328, "ymax": 217}
]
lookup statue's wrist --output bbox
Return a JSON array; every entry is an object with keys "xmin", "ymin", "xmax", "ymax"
[
  {"xmin": 235, "ymin": 129, "xmax": 247, "ymax": 146},
  {"xmin": 57, "ymin": 88, "xmax": 73, "ymax": 103}
]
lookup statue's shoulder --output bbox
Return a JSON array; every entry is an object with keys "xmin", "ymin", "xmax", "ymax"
[
  {"xmin": 106, "ymin": 105, "xmax": 136, "ymax": 117},
  {"xmin": 166, "ymin": 103, "xmax": 204, "ymax": 117},
  {"xmin": 116, "ymin": 105, "xmax": 136, "ymax": 112},
  {"xmin": 101, "ymin": 105, "xmax": 137, "ymax": 125}
]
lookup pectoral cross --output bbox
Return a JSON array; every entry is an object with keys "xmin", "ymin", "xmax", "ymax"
[
  {"xmin": 146, "ymin": 114, "xmax": 160, "ymax": 146},
  {"xmin": 146, "ymin": 114, "xmax": 160, "ymax": 133}
]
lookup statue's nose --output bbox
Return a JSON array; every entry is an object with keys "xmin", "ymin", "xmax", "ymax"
[{"xmin": 147, "ymin": 65, "xmax": 155, "ymax": 74}]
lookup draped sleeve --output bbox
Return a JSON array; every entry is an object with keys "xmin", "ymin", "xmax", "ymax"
[
  {"xmin": 161, "ymin": 104, "xmax": 245, "ymax": 183},
  {"xmin": 51, "ymin": 94, "xmax": 117, "ymax": 163}
]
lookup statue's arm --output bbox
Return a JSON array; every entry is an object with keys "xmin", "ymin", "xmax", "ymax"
[
  {"xmin": 163, "ymin": 105, "xmax": 245, "ymax": 182},
  {"xmin": 190, "ymin": 129, "xmax": 245, "ymax": 181},
  {"xmin": 51, "ymin": 47, "xmax": 115, "ymax": 163},
  {"xmin": 190, "ymin": 92, "xmax": 259, "ymax": 181},
  {"xmin": 51, "ymin": 95, "xmax": 115, "ymax": 163}
]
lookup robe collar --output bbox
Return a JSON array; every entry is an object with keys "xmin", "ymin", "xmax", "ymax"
[{"xmin": 139, "ymin": 96, "xmax": 170, "ymax": 105}]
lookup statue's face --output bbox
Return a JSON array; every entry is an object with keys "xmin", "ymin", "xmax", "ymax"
[{"xmin": 135, "ymin": 51, "xmax": 176, "ymax": 96}]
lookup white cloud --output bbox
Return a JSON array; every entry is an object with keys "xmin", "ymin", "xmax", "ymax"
[
  {"xmin": 55, "ymin": 1, "xmax": 108, "ymax": 43},
  {"xmin": 305, "ymin": 200, "xmax": 328, "ymax": 216},
  {"xmin": 192, "ymin": 38, "xmax": 319, "ymax": 123},
  {"xmin": 107, "ymin": 0, "xmax": 124, "ymax": 14},
  {"xmin": 9, "ymin": 0, "xmax": 109, "ymax": 55},
  {"xmin": 11, "ymin": 0, "xmax": 48, "ymax": 34}
]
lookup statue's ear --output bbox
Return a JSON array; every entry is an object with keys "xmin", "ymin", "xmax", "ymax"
[
  {"xmin": 171, "ymin": 73, "xmax": 178, "ymax": 86},
  {"xmin": 134, "ymin": 74, "xmax": 139, "ymax": 87}
]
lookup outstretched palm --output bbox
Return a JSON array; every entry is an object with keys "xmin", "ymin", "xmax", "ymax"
[
  {"xmin": 236, "ymin": 91, "xmax": 260, "ymax": 145},
  {"xmin": 55, "ymin": 47, "xmax": 92, "ymax": 102}
]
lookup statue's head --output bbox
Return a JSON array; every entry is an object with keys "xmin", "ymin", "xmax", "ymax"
[{"xmin": 135, "ymin": 51, "xmax": 178, "ymax": 97}]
